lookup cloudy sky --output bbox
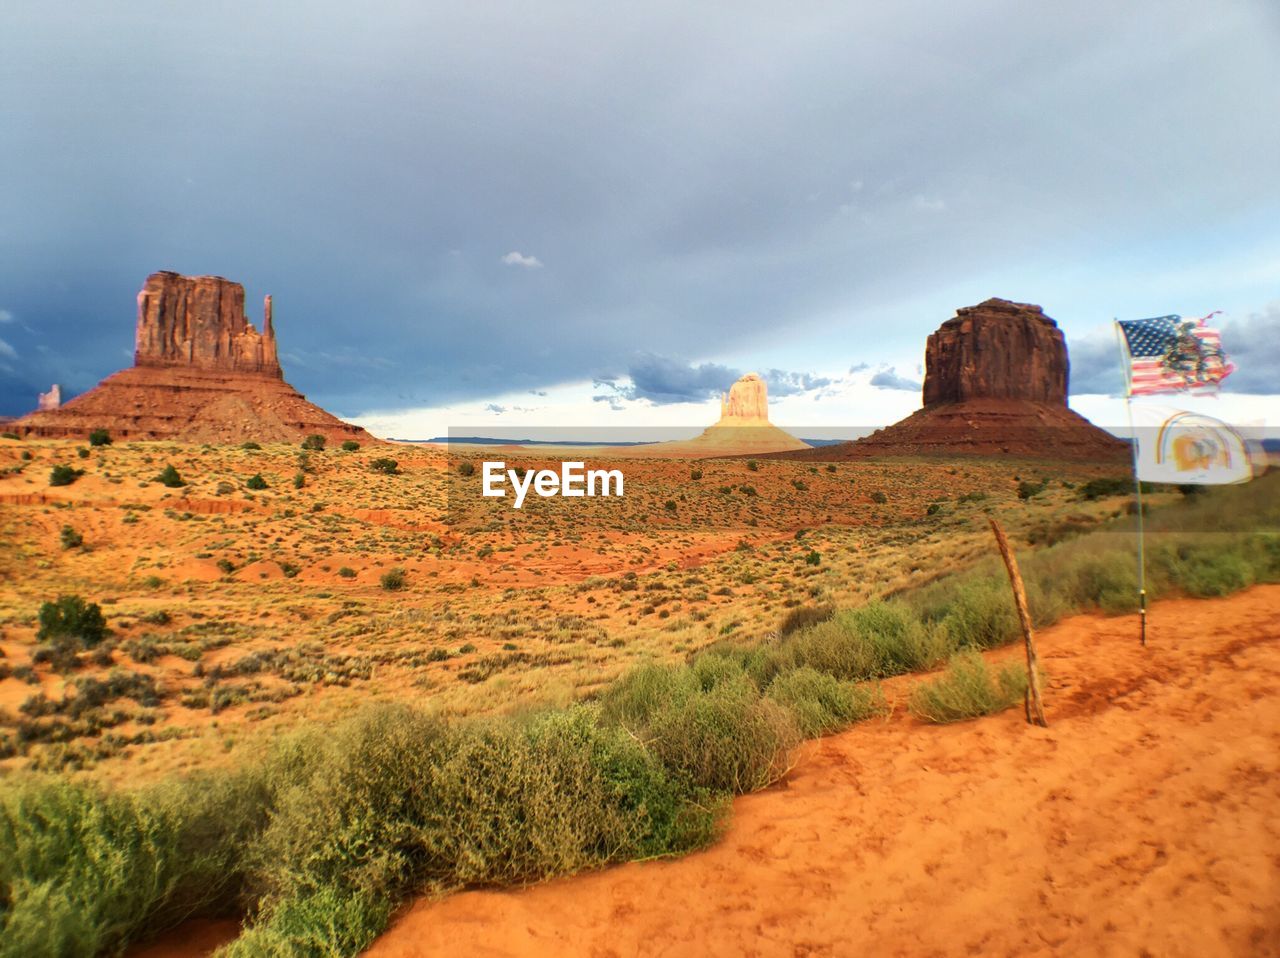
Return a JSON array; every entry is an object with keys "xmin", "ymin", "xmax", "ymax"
[{"xmin": 2, "ymin": 1, "xmax": 1277, "ymax": 437}]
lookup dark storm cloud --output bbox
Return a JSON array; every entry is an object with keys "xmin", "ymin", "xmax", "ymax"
[
  {"xmin": 1068, "ymin": 304, "xmax": 1280, "ymax": 395},
  {"xmin": 593, "ymin": 354, "xmax": 832, "ymax": 406},
  {"xmin": 1220, "ymin": 305, "xmax": 1280, "ymax": 393},
  {"xmin": 1, "ymin": 2, "xmax": 1277, "ymax": 416},
  {"xmin": 869, "ymin": 367, "xmax": 921, "ymax": 392}
]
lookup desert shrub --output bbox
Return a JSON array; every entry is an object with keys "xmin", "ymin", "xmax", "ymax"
[
  {"xmin": 765, "ymin": 668, "xmax": 885, "ymax": 736},
  {"xmin": 0, "ymin": 772, "xmax": 264, "ymax": 958},
  {"xmin": 240, "ymin": 441, "xmax": 261, "ymax": 451},
  {"xmin": 1, "ymin": 432, "xmax": 18, "ymax": 440},
  {"xmin": 338, "ymin": 567, "xmax": 357, "ymax": 579},
  {"xmin": 301, "ymin": 434, "xmax": 326, "ymax": 451},
  {"xmin": 1079, "ymin": 476, "xmax": 1151, "ymax": 500},
  {"xmin": 246, "ymin": 473, "xmax": 268, "ymax": 490},
  {"xmin": 37, "ymin": 595, "xmax": 108, "ymax": 649},
  {"xmin": 870, "ymin": 490, "xmax": 887, "ymax": 504},
  {"xmin": 380, "ymin": 567, "xmax": 406, "ymax": 591},
  {"xmin": 690, "ymin": 468, "xmax": 702, "ymax": 480},
  {"xmin": 1017, "ymin": 479, "xmax": 1046, "ymax": 500},
  {"xmin": 87, "ymin": 429, "xmax": 112, "ymax": 447},
  {"xmin": 600, "ymin": 664, "xmax": 800, "ymax": 793},
  {"xmin": 777, "ymin": 602, "xmax": 834, "ymax": 637},
  {"xmin": 746, "ymin": 460, "xmax": 758, "ymax": 471},
  {"xmin": 154, "ymin": 465, "xmax": 185, "ymax": 488},
  {"xmin": 456, "ymin": 460, "xmax": 475, "ymax": 477},
  {"xmin": 49, "ymin": 464, "xmax": 83, "ymax": 487},
  {"xmin": 293, "ymin": 472, "xmax": 305, "ymax": 490},
  {"xmin": 844, "ymin": 601, "xmax": 944, "ymax": 675},
  {"xmin": 932, "ymin": 580, "xmax": 1020, "ymax": 651},
  {"xmin": 59, "ymin": 525, "xmax": 83, "ymax": 550},
  {"xmin": 803, "ymin": 550, "xmax": 821, "ymax": 566},
  {"xmin": 774, "ymin": 601, "xmax": 942, "ymax": 683},
  {"xmin": 908, "ymin": 650, "xmax": 1028, "ymax": 723},
  {"xmin": 341, "ymin": 440, "xmax": 360, "ymax": 452},
  {"xmin": 229, "ymin": 706, "xmax": 718, "ymax": 955},
  {"xmin": 370, "ymin": 458, "xmax": 400, "ymax": 475}
]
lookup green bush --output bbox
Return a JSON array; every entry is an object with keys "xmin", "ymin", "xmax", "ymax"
[
  {"xmin": 746, "ymin": 460, "xmax": 758, "ymax": 471},
  {"xmin": 690, "ymin": 468, "xmax": 702, "ymax": 480},
  {"xmin": 870, "ymin": 490, "xmax": 887, "ymax": 504},
  {"xmin": 293, "ymin": 472, "xmax": 305, "ymax": 490},
  {"xmin": 456, "ymin": 460, "xmax": 475, "ymax": 477},
  {"xmin": 600, "ymin": 664, "xmax": 800, "ymax": 793},
  {"xmin": 154, "ymin": 465, "xmax": 185, "ymax": 488},
  {"xmin": 59, "ymin": 526, "xmax": 83, "ymax": 550},
  {"xmin": 370, "ymin": 458, "xmax": 400, "ymax": 475},
  {"xmin": 241, "ymin": 441, "xmax": 262, "ymax": 451},
  {"xmin": 338, "ymin": 567, "xmax": 357, "ymax": 579},
  {"xmin": 765, "ymin": 668, "xmax": 885, "ymax": 736},
  {"xmin": 777, "ymin": 603, "xmax": 834, "ymax": 637},
  {"xmin": 87, "ymin": 429, "xmax": 112, "ymax": 447},
  {"xmin": 0, "ymin": 774, "xmax": 264, "ymax": 958},
  {"xmin": 301, "ymin": 435, "xmax": 326, "ymax": 451},
  {"xmin": 37, "ymin": 595, "xmax": 108, "ymax": 649},
  {"xmin": 380, "ymin": 567, "xmax": 406, "ymax": 591},
  {"xmin": 226, "ymin": 706, "xmax": 718, "ymax": 955},
  {"xmin": 341, "ymin": 440, "xmax": 360, "ymax": 452},
  {"xmin": 1017, "ymin": 479, "xmax": 1046, "ymax": 499},
  {"xmin": 49, "ymin": 465, "xmax": 83, "ymax": 487},
  {"xmin": 908, "ymin": 650, "xmax": 1028, "ymax": 723},
  {"xmin": 246, "ymin": 474, "xmax": 268, "ymax": 491}
]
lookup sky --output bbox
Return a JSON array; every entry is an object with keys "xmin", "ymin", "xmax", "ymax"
[{"xmin": 2, "ymin": 1, "xmax": 1278, "ymax": 438}]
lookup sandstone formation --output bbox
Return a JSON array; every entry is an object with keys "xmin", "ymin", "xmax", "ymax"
[
  {"xmin": 923, "ymin": 299, "xmax": 1067, "ymax": 406},
  {"xmin": 14, "ymin": 272, "xmax": 371, "ymax": 444},
  {"xmin": 774, "ymin": 299, "xmax": 1126, "ymax": 462},
  {"xmin": 618, "ymin": 372, "xmax": 809, "ymax": 458},
  {"xmin": 37, "ymin": 384, "xmax": 61, "ymax": 411},
  {"xmin": 135, "ymin": 272, "xmax": 281, "ymax": 376},
  {"xmin": 718, "ymin": 373, "xmax": 769, "ymax": 422}
]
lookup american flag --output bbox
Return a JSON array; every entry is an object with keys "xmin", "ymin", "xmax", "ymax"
[{"xmin": 1117, "ymin": 313, "xmax": 1234, "ymax": 397}]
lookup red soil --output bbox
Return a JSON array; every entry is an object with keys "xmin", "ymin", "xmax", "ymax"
[{"xmin": 369, "ymin": 586, "xmax": 1280, "ymax": 958}]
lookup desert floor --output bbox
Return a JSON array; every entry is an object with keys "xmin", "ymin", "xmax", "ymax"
[
  {"xmin": 355, "ymin": 586, "xmax": 1280, "ymax": 958},
  {"xmin": 1, "ymin": 438, "xmax": 1134, "ymax": 780}
]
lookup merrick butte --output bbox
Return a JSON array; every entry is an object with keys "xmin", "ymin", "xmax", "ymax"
[{"xmin": 482, "ymin": 460, "xmax": 625, "ymax": 509}]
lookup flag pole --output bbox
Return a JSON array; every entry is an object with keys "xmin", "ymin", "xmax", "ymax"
[{"xmin": 1114, "ymin": 320, "xmax": 1148, "ymax": 646}]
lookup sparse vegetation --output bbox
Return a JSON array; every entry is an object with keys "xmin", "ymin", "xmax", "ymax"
[
  {"xmin": 380, "ymin": 567, "xmax": 406, "ymax": 591},
  {"xmin": 907, "ymin": 650, "xmax": 1028, "ymax": 723},
  {"xmin": 88, "ymin": 429, "xmax": 112, "ymax": 447},
  {"xmin": 246, "ymin": 474, "xmax": 268, "ymax": 490},
  {"xmin": 49, "ymin": 464, "xmax": 83, "ymax": 487},
  {"xmin": 59, "ymin": 525, "xmax": 83, "ymax": 550},
  {"xmin": 155, "ymin": 464, "xmax": 185, "ymax": 488}
]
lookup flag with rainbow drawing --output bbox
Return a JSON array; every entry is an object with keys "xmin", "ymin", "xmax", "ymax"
[{"xmin": 1115, "ymin": 311, "xmax": 1261, "ymax": 486}]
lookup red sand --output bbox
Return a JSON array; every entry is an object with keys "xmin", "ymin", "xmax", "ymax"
[
  {"xmin": 368, "ymin": 586, "xmax": 1280, "ymax": 958},
  {"xmin": 133, "ymin": 586, "xmax": 1280, "ymax": 957}
]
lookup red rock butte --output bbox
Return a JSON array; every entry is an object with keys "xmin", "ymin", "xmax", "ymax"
[
  {"xmin": 14, "ymin": 272, "xmax": 372, "ymax": 444},
  {"xmin": 776, "ymin": 298, "xmax": 1127, "ymax": 461}
]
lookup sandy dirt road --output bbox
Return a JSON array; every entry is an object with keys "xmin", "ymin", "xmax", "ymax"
[{"xmin": 366, "ymin": 586, "xmax": 1280, "ymax": 958}]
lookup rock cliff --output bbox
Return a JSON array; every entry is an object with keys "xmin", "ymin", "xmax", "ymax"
[
  {"xmin": 135, "ymin": 272, "xmax": 280, "ymax": 375},
  {"xmin": 772, "ymin": 299, "xmax": 1125, "ymax": 463},
  {"xmin": 923, "ymin": 298, "xmax": 1068, "ymax": 405},
  {"xmin": 14, "ymin": 272, "xmax": 370, "ymax": 443}
]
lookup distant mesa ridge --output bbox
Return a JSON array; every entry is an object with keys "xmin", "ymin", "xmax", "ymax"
[
  {"xmin": 774, "ymin": 298, "xmax": 1126, "ymax": 462},
  {"xmin": 14, "ymin": 271, "xmax": 370, "ymax": 443}
]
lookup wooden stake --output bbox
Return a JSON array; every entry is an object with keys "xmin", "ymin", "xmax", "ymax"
[{"xmin": 989, "ymin": 518, "xmax": 1048, "ymax": 727}]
